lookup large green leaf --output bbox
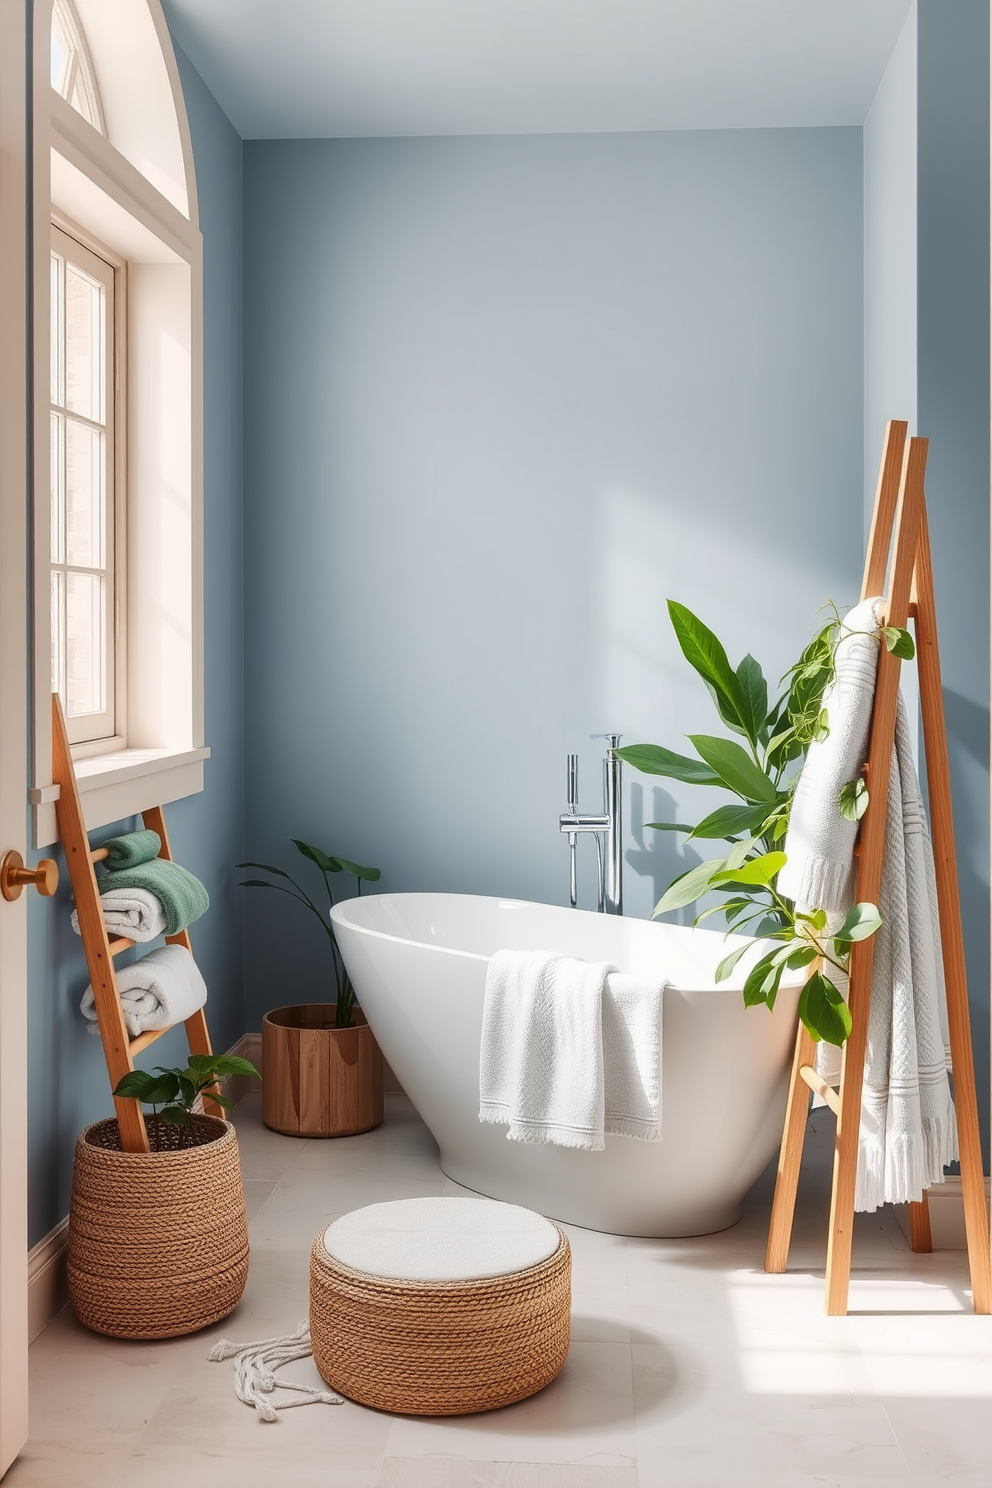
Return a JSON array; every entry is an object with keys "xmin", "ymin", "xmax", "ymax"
[
  {"xmin": 712, "ymin": 850, "xmax": 787, "ymax": 887},
  {"xmin": 882, "ymin": 626, "xmax": 915, "ymax": 661},
  {"xmin": 293, "ymin": 840, "xmax": 342, "ymax": 873},
  {"xmin": 613, "ymin": 743, "xmax": 722, "ymax": 786},
  {"xmin": 742, "ymin": 951, "xmax": 785, "ymax": 1009},
  {"xmin": 667, "ymin": 601, "xmax": 750, "ymax": 738},
  {"xmin": 653, "ymin": 859, "xmax": 727, "ymax": 916},
  {"xmin": 334, "ymin": 858, "xmax": 381, "ymax": 882},
  {"xmin": 688, "ymin": 736, "xmax": 776, "ymax": 803},
  {"xmin": 688, "ymin": 803, "xmax": 771, "ymax": 840},
  {"xmin": 714, "ymin": 943, "xmax": 752, "ymax": 984},
  {"xmin": 736, "ymin": 654, "xmax": 769, "ymax": 746},
  {"xmin": 645, "ymin": 822, "xmax": 694, "ymax": 834},
  {"xmin": 832, "ymin": 902, "xmax": 883, "ymax": 945},
  {"xmin": 798, "ymin": 971, "xmax": 853, "ymax": 1046},
  {"xmin": 838, "ymin": 778, "xmax": 869, "ymax": 822}
]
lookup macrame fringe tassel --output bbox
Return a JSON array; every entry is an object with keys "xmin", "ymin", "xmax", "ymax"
[{"xmin": 208, "ymin": 1319, "xmax": 343, "ymax": 1421}]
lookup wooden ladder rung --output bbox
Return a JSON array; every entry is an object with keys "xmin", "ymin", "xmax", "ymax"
[
  {"xmin": 90, "ymin": 847, "xmax": 109, "ymax": 862},
  {"xmin": 798, "ymin": 1065, "xmax": 840, "ymax": 1116},
  {"xmin": 127, "ymin": 1026, "xmax": 169, "ymax": 1057},
  {"xmin": 108, "ymin": 936, "xmax": 136, "ymax": 955}
]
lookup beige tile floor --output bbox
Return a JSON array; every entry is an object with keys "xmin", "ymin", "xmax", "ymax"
[{"xmin": 9, "ymin": 1094, "xmax": 991, "ymax": 1487}]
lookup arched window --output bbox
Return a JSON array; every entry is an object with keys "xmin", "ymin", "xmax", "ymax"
[
  {"xmin": 34, "ymin": 0, "xmax": 206, "ymax": 844},
  {"xmin": 50, "ymin": 0, "xmax": 105, "ymax": 134}
]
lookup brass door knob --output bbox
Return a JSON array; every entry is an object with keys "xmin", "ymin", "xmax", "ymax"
[{"xmin": 1, "ymin": 850, "xmax": 59, "ymax": 901}]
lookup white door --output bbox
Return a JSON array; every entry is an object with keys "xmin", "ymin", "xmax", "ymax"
[{"xmin": 0, "ymin": 0, "xmax": 31, "ymax": 1472}]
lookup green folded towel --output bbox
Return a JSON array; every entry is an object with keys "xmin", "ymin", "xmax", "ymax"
[
  {"xmin": 97, "ymin": 859, "xmax": 209, "ymax": 936},
  {"xmin": 100, "ymin": 829, "xmax": 162, "ymax": 871}
]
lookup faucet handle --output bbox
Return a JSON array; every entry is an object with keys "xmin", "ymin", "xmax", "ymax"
[
  {"xmin": 590, "ymin": 732, "xmax": 622, "ymax": 749},
  {"xmin": 566, "ymin": 753, "xmax": 579, "ymax": 809}
]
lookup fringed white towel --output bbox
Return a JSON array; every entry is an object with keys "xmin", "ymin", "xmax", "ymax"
[
  {"xmin": 479, "ymin": 950, "xmax": 663, "ymax": 1150},
  {"xmin": 80, "ymin": 942, "xmax": 207, "ymax": 1038},
  {"xmin": 209, "ymin": 1321, "xmax": 342, "ymax": 1421},
  {"xmin": 71, "ymin": 886, "xmax": 167, "ymax": 943},
  {"xmin": 603, "ymin": 973, "xmax": 663, "ymax": 1141},
  {"xmin": 780, "ymin": 600, "xmax": 956, "ymax": 1211}
]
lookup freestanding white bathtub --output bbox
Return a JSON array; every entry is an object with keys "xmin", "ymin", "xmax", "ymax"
[{"xmin": 330, "ymin": 893, "xmax": 802, "ymax": 1237}]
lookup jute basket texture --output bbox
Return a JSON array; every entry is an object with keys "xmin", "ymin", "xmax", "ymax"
[
  {"xmin": 309, "ymin": 1225, "xmax": 571, "ymax": 1415},
  {"xmin": 68, "ymin": 1115, "xmax": 249, "ymax": 1340}
]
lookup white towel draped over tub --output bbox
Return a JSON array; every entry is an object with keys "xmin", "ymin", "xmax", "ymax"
[
  {"xmin": 71, "ymin": 886, "xmax": 167, "ymax": 943},
  {"xmin": 779, "ymin": 596, "xmax": 957, "ymax": 1212},
  {"xmin": 478, "ymin": 950, "xmax": 664, "ymax": 1150},
  {"xmin": 81, "ymin": 943, "xmax": 207, "ymax": 1039}
]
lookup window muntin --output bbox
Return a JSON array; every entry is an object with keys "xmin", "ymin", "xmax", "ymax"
[
  {"xmin": 50, "ymin": 225, "xmax": 118, "ymax": 747},
  {"xmin": 51, "ymin": 0, "xmax": 105, "ymax": 135}
]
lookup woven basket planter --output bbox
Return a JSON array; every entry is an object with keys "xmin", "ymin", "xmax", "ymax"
[
  {"xmin": 67, "ymin": 1115, "xmax": 249, "ymax": 1340},
  {"xmin": 310, "ymin": 1223, "xmax": 571, "ymax": 1415},
  {"xmin": 262, "ymin": 1003, "xmax": 383, "ymax": 1137}
]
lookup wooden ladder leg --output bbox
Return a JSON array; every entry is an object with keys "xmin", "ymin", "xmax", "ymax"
[
  {"xmin": 912, "ymin": 518, "xmax": 992, "ymax": 1313},
  {"xmin": 825, "ymin": 436, "xmax": 925, "ymax": 1314},
  {"xmin": 766, "ymin": 1022, "xmax": 816, "ymax": 1272},
  {"xmin": 825, "ymin": 941, "xmax": 872, "ymax": 1315},
  {"xmin": 908, "ymin": 1195, "xmax": 933, "ymax": 1252},
  {"xmin": 52, "ymin": 695, "xmax": 150, "ymax": 1153}
]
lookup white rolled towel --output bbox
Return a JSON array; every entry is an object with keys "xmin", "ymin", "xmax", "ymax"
[
  {"xmin": 71, "ymin": 887, "xmax": 167, "ymax": 943},
  {"xmin": 80, "ymin": 943, "xmax": 207, "ymax": 1038}
]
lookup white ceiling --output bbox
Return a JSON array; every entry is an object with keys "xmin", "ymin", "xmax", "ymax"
[{"xmin": 160, "ymin": 0, "xmax": 914, "ymax": 141}]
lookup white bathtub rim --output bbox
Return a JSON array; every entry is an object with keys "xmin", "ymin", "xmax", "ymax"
[{"xmin": 330, "ymin": 890, "xmax": 808, "ymax": 995}]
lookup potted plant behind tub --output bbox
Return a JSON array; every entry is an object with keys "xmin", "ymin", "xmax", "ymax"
[
  {"xmin": 68, "ymin": 1051, "xmax": 260, "ymax": 1339},
  {"xmin": 239, "ymin": 841, "xmax": 385, "ymax": 1137}
]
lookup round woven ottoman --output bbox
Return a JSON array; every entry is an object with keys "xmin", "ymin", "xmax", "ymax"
[{"xmin": 309, "ymin": 1196, "xmax": 570, "ymax": 1415}]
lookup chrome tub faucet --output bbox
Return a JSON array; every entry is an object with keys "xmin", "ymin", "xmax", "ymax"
[{"xmin": 558, "ymin": 733, "xmax": 623, "ymax": 915}]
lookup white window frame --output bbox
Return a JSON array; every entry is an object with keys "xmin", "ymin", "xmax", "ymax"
[
  {"xmin": 50, "ymin": 0, "xmax": 106, "ymax": 136},
  {"xmin": 49, "ymin": 221, "xmax": 126, "ymax": 752},
  {"xmin": 31, "ymin": 0, "xmax": 208, "ymax": 847}
]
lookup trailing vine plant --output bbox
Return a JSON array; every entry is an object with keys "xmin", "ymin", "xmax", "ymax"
[{"xmin": 614, "ymin": 602, "xmax": 914, "ymax": 1046}]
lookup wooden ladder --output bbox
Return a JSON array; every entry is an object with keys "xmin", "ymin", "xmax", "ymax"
[
  {"xmin": 52, "ymin": 693, "xmax": 222, "ymax": 1153},
  {"xmin": 764, "ymin": 420, "xmax": 992, "ymax": 1316}
]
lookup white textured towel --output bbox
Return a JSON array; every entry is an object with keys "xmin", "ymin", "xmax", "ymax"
[
  {"xmin": 80, "ymin": 943, "xmax": 207, "ymax": 1038},
  {"xmin": 71, "ymin": 886, "xmax": 167, "ymax": 943},
  {"xmin": 780, "ymin": 600, "xmax": 956, "ymax": 1211},
  {"xmin": 479, "ymin": 950, "xmax": 663, "ymax": 1150}
]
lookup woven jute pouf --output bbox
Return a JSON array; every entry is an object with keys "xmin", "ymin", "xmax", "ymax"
[
  {"xmin": 68, "ymin": 1115, "xmax": 249, "ymax": 1340},
  {"xmin": 310, "ymin": 1196, "xmax": 571, "ymax": 1416}
]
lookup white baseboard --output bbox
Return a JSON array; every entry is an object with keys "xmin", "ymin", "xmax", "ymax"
[
  {"xmin": 27, "ymin": 1219, "xmax": 69, "ymax": 1344},
  {"xmin": 894, "ymin": 1177, "xmax": 992, "ymax": 1250},
  {"xmin": 27, "ymin": 1032, "xmax": 264, "ymax": 1343}
]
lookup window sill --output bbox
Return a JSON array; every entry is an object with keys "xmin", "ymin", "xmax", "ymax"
[{"xmin": 31, "ymin": 744, "xmax": 210, "ymax": 848}]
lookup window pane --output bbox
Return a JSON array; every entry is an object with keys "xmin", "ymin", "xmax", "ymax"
[
  {"xmin": 64, "ymin": 264, "xmax": 104, "ymax": 422},
  {"xmin": 51, "ymin": 9, "xmax": 70, "ymax": 92},
  {"xmin": 50, "ymin": 413, "xmax": 65, "ymax": 564},
  {"xmin": 50, "ymin": 253, "xmax": 63, "ymax": 406},
  {"xmin": 65, "ymin": 418, "xmax": 104, "ymax": 567},
  {"xmin": 51, "ymin": 571, "xmax": 65, "ymax": 699},
  {"xmin": 65, "ymin": 572, "xmax": 104, "ymax": 717}
]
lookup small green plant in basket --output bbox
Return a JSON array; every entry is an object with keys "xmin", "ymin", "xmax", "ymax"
[
  {"xmin": 615, "ymin": 600, "xmax": 914, "ymax": 1046},
  {"xmin": 237, "ymin": 841, "xmax": 380, "ymax": 1029},
  {"xmin": 114, "ymin": 1053, "xmax": 260, "ymax": 1150}
]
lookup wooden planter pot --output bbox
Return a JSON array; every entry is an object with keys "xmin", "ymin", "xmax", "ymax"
[
  {"xmin": 67, "ymin": 1115, "xmax": 249, "ymax": 1340},
  {"xmin": 262, "ymin": 1003, "xmax": 384, "ymax": 1137}
]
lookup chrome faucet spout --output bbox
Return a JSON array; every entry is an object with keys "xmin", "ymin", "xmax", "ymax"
[{"xmin": 558, "ymin": 734, "xmax": 623, "ymax": 914}]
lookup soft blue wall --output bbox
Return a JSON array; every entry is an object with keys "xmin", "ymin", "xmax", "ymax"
[
  {"xmin": 917, "ymin": 0, "xmax": 990, "ymax": 1160},
  {"xmin": 864, "ymin": 1, "xmax": 917, "ymax": 501},
  {"xmin": 26, "ymin": 44, "xmax": 245, "ymax": 1247},
  {"xmin": 242, "ymin": 128, "xmax": 865, "ymax": 1029}
]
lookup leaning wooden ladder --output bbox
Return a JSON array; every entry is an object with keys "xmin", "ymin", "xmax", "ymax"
[
  {"xmin": 52, "ymin": 693, "xmax": 222, "ymax": 1153},
  {"xmin": 764, "ymin": 420, "xmax": 992, "ymax": 1316}
]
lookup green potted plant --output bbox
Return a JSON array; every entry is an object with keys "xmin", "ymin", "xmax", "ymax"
[
  {"xmin": 67, "ymin": 1052, "xmax": 260, "ymax": 1340},
  {"xmin": 615, "ymin": 601, "xmax": 913, "ymax": 1046},
  {"xmin": 238, "ymin": 841, "xmax": 384, "ymax": 1136}
]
